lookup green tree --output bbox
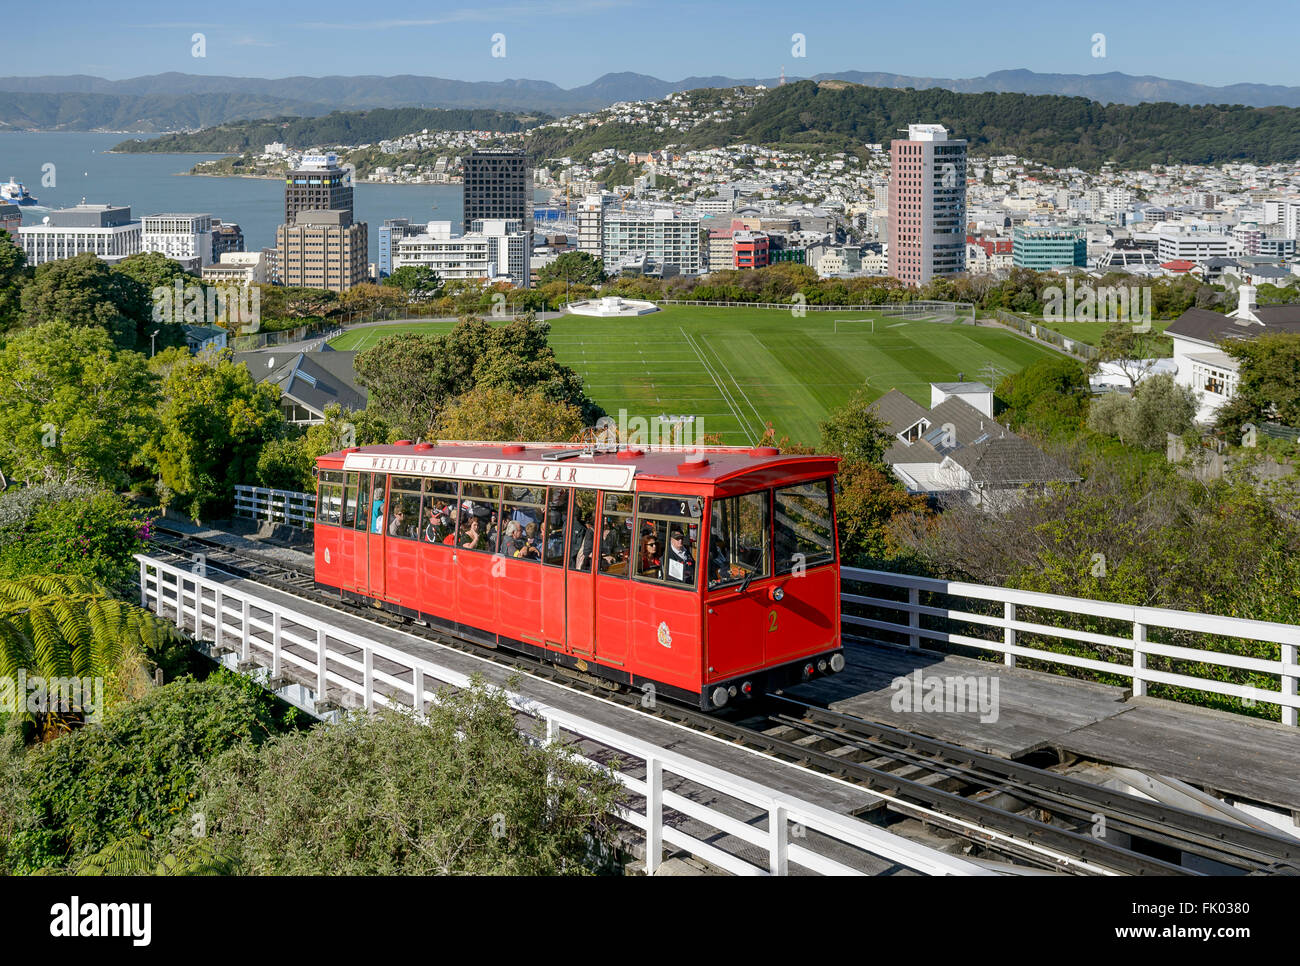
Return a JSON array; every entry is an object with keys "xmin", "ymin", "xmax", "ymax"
[
  {"xmin": 0, "ymin": 486, "xmax": 154, "ymax": 594},
  {"xmin": 198, "ymin": 680, "xmax": 623, "ymax": 875},
  {"xmin": 112, "ymin": 251, "xmax": 191, "ymax": 295},
  {"xmin": 536, "ymin": 251, "xmax": 606, "ymax": 287},
  {"xmin": 0, "ymin": 231, "xmax": 26, "ymax": 332},
  {"xmin": 0, "ymin": 322, "xmax": 159, "ymax": 487},
  {"xmin": 435, "ymin": 385, "xmax": 586, "ymax": 442},
  {"xmin": 1098, "ymin": 322, "xmax": 1171, "ymax": 389},
  {"xmin": 354, "ymin": 316, "xmax": 599, "ymax": 441},
  {"xmin": 997, "ymin": 357, "xmax": 1090, "ymax": 438},
  {"xmin": 19, "ymin": 253, "xmax": 152, "ymax": 350},
  {"xmin": 1218, "ymin": 332, "xmax": 1300, "ymax": 435},
  {"xmin": 0, "ymin": 574, "xmax": 180, "ymax": 742},
  {"xmin": 147, "ymin": 354, "xmax": 283, "ymax": 521},
  {"xmin": 1123, "ymin": 373, "xmax": 1198, "ymax": 449},
  {"xmin": 818, "ymin": 386, "xmax": 891, "ymax": 470},
  {"xmin": 1, "ymin": 673, "xmax": 283, "ymax": 873},
  {"xmin": 381, "ymin": 265, "xmax": 443, "ymax": 301}
]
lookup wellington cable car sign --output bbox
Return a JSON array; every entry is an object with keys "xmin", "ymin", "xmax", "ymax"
[{"xmin": 341, "ymin": 452, "xmax": 637, "ymax": 490}]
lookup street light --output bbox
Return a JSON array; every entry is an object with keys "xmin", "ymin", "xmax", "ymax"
[{"xmin": 150, "ymin": 329, "xmax": 160, "ymax": 358}]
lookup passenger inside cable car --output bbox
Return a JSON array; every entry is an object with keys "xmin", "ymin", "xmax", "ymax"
[{"xmin": 665, "ymin": 529, "xmax": 695, "ymax": 584}]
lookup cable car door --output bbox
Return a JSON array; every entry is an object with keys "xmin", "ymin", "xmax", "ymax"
[
  {"xmin": 367, "ymin": 473, "xmax": 387, "ymax": 598},
  {"xmin": 564, "ymin": 488, "xmax": 598, "ymax": 657}
]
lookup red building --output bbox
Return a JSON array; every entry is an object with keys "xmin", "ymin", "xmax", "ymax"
[{"xmin": 733, "ymin": 230, "xmax": 770, "ymax": 269}]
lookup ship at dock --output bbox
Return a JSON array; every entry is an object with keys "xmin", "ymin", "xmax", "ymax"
[{"xmin": 0, "ymin": 178, "xmax": 38, "ymax": 206}]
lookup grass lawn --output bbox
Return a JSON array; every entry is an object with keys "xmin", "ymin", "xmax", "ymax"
[
  {"xmin": 329, "ymin": 306, "xmax": 1059, "ymax": 445},
  {"xmin": 1036, "ymin": 318, "xmax": 1173, "ymax": 354}
]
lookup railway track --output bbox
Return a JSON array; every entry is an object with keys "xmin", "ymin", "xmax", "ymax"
[{"xmin": 146, "ymin": 525, "xmax": 1300, "ymax": 877}]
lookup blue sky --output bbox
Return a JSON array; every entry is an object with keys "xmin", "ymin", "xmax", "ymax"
[{"xmin": 15, "ymin": 0, "xmax": 1299, "ymax": 88}]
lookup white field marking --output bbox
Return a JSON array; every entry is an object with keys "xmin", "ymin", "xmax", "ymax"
[
  {"xmin": 695, "ymin": 331, "xmax": 764, "ymax": 443},
  {"xmin": 678, "ymin": 327, "xmax": 756, "ymax": 445}
]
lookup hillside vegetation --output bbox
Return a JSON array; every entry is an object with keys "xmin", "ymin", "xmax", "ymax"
[{"xmin": 112, "ymin": 108, "xmax": 550, "ymax": 153}]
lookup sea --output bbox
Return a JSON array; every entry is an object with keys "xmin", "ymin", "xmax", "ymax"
[{"xmin": 0, "ymin": 130, "xmax": 544, "ymax": 268}]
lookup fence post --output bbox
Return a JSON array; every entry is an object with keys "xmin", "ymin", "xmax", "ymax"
[
  {"xmin": 908, "ymin": 587, "xmax": 920, "ymax": 650},
  {"xmin": 1132, "ymin": 622, "xmax": 1148, "ymax": 697},
  {"xmin": 271, "ymin": 611, "xmax": 282, "ymax": 679},
  {"xmin": 240, "ymin": 598, "xmax": 251, "ymax": 663},
  {"xmin": 212, "ymin": 588, "xmax": 223, "ymax": 650},
  {"xmin": 363, "ymin": 647, "xmax": 374, "ymax": 712},
  {"xmin": 769, "ymin": 804, "xmax": 789, "ymax": 876},
  {"xmin": 316, "ymin": 627, "xmax": 328, "ymax": 700},
  {"xmin": 412, "ymin": 666, "xmax": 424, "ymax": 716},
  {"xmin": 1004, "ymin": 601, "xmax": 1016, "ymax": 667},
  {"xmin": 645, "ymin": 756, "xmax": 663, "ymax": 875},
  {"xmin": 138, "ymin": 558, "xmax": 148, "ymax": 608},
  {"xmin": 1283, "ymin": 638, "xmax": 1298, "ymax": 728}
]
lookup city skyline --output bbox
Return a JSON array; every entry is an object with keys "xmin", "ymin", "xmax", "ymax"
[{"xmin": 13, "ymin": 0, "xmax": 1300, "ymax": 89}]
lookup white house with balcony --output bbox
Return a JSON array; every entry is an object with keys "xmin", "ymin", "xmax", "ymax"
[{"xmin": 1165, "ymin": 284, "xmax": 1300, "ymax": 424}]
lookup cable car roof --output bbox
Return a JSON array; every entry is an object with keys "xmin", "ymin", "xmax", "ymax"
[{"xmin": 324, "ymin": 441, "xmax": 838, "ymax": 492}]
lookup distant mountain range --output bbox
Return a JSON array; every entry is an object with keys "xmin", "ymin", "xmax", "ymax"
[{"xmin": 3, "ymin": 69, "xmax": 1300, "ymax": 132}]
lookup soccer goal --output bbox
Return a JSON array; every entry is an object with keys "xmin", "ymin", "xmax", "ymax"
[{"xmin": 833, "ymin": 318, "xmax": 876, "ymax": 334}]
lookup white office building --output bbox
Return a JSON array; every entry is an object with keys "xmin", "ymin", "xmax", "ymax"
[
  {"xmin": 18, "ymin": 204, "xmax": 141, "ymax": 266},
  {"xmin": 394, "ymin": 219, "xmax": 530, "ymax": 287},
  {"xmin": 577, "ymin": 193, "xmax": 616, "ymax": 258},
  {"xmin": 142, "ymin": 213, "xmax": 215, "ymax": 271},
  {"xmin": 603, "ymin": 209, "xmax": 702, "ymax": 276},
  {"xmin": 1155, "ymin": 230, "xmax": 1243, "ymax": 263}
]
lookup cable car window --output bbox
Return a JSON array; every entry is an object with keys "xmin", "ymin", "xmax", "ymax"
[
  {"xmin": 500, "ymin": 485, "xmax": 544, "ymax": 562},
  {"xmin": 567, "ymin": 489, "xmax": 598, "ymax": 573},
  {"xmin": 597, "ymin": 491, "xmax": 634, "ymax": 577},
  {"xmin": 367, "ymin": 475, "xmax": 387, "ymax": 534},
  {"xmin": 387, "ymin": 476, "xmax": 423, "ymax": 541},
  {"xmin": 316, "ymin": 470, "xmax": 344, "ymax": 526},
  {"xmin": 774, "ymin": 479, "xmax": 835, "ymax": 574},
  {"xmin": 341, "ymin": 471, "xmax": 359, "ymax": 528},
  {"xmin": 354, "ymin": 472, "xmax": 373, "ymax": 531},
  {"xmin": 708, "ymin": 492, "xmax": 770, "ymax": 590},
  {"xmin": 543, "ymin": 488, "xmax": 569, "ymax": 567},
  {"xmin": 459, "ymin": 483, "xmax": 500, "ymax": 553},
  {"xmin": 420, "ymin": 479, "xmax": 460, "ymax": 544},
  {"xmin": 634, "ymin": 493, "xmax": 702, "ymax": 589}
]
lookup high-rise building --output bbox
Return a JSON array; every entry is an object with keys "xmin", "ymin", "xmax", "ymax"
[
  {"xmin": 277, "ymin": 209, "xmax": 368, "ymax": 292},
  {"xmin": 888, "ymin": 123, "xmax": 967, "ymax": 286},
  {"xmin": 602, "ymin": 209, "xmax": 702, "ymax": 276},
  {"xmin": 378, "ymin": 218, "xmax": 421, "ymax": 278},
  {"xmin": 211, "ymin": 219, "xmax": 245, "ymax": 258},
  {"xmin": 577, "ymin": 193, "xmax": 614, "ymax": 258},
  {"xmin": 284, "ymin": 154, "xmax": 353, "ymax": 225},
  {"xmin": 1012, "ymin": 226, "xmax": 1087, "ymax": 270},
  {"xmin": 18, "ymin": 203, "xmax": 141, "ymax": 265},
  {"xmin": 141, "ymin": 213, "xmax": 215, "ymax": 271},
  {"xmin": 463, "ymin": 149, "xmax": 532, "ymax": 233},
  {"xmin": 393, "ymin": 219, "xmax": 530, "ymax": 288}
]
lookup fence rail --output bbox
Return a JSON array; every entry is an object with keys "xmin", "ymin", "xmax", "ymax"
[
  {"xmin": 136, "ymin": 554, "xmax": 989, "ymax": 877},
  {"xmin": 841, "ymin": 566, "xmax": 1300, "ymax": 726},
  {"xmin": 649, "ymin": 298, "xmax": 975, "ymax": 318},
  {"xmin": 993, "ymin": 310, "xmax": 1101, "ymax": 361},
  {"xmin": 233, "ymin": 485, "xmax": 314, "ymax": 529}
]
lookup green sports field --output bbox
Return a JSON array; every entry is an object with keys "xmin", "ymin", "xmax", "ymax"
[{"xmin": 329, "ymin": 307, "xmax": 1058, "ymax": 445}]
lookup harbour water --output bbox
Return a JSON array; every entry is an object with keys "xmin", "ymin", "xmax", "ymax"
[{"xmin": 0, "ymin": 131, "xmax": 479, "ymax": 267}]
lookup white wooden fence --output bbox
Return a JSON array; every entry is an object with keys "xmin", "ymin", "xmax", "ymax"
[
  {"xmin": 842, "ymin": 566, "xmax": 1300, "ymax": 726},
  {"xmin": 234, "ymin": 485, "xmax": 315, "ymax": 529},
  {"xmin": 136, "ymin": 554, "xmax": 990, "ymax": 877}
]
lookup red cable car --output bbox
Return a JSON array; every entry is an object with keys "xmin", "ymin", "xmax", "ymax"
[{"xmin": 312, "ymin": 441, "xmax": 845, "ymax": 710}]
